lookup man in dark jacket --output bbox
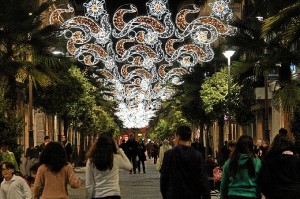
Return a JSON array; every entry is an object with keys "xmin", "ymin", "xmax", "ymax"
[
  {"xmin": 61, "ymin": 135, "xmax": 73, "ymax": 162},
  {"xmin": 125, "ymin": 134, "xmax": 138, "ymax": 174},
  {"xmin": 160, "ymin": 126, "xmax": 211, "ymax": 199}
]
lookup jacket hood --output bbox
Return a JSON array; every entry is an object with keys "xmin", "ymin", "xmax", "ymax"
[{"xmin": 238, "ymin": 154, "xmax": 252, "ymax": 166}]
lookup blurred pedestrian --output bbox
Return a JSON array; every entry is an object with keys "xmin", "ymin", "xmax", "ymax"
[
  {"xmin": 137, "ymin": 139, "xmax": 146, "ymax": 173},
  {"xmin": 125, "ymin": 134, "xmax": 138, "ymax": 174},
  {"xmin": 61, "ymin": 135, "xmax": 72, "ymax": 163},
  {"xmin": 258, "ymin": 139, "xmax": 269, "ymax": 159},
  {"xmin": 151, "ymin": 142, "xmax": 159, "ymax": 164},
  {"xmin": 33, "ymin": 142, "xmax": 81, "ymax": 199},
  {"xmin": 146, "ymin": 141, "xmax": 153, "ymax": 159},
  {"xmin": 39, "ymin": 136, "xmax": 50, "ymax": 153},
  {"xmin": 192, "ymin": 138, "xmax": 206, "ymax": 159},
  {"xmin": 85, "ymin": 131, "xmax": 132, "ymax": 199},
  {"xmin": 160, "ymin": 126, "xmax": 210, "ymax": 199},
  {"xmin": 0, "ymin": 141, "xmax": 19, "ymax": 172},
  {"xmin": 24, "ymin": 146, "xmax": 39, "ymax": 184},
  {"xmin": 217, "ymin": 141, "xmax": 230, "ymax": 167},
  {"xmin": 260, "ymin": 128, "xmax": 300, "ymax": 199},
  {"xmin": 1, "ymin": 161, "xmax": 32, "ymax": 199},
  {"xmin": 254, "ymin": 139, "xmax": 262, "ymax": 157},
  {"xmin": 157, "ymin": 140, "xmax": 171, "ymax": 171},
  {"xmin": 205, "ymin": 155, "xmax": 220, "ymax": 191},
  {"xmin": 227, "ymin": 140, "xmax": 236, "ymax": 156},
  {"xmin": 119, "ymin": 139, "xmax": 127, "ymax": 156},
  {"xmin": 220, "ymin": 135, "xmax": 261, "ymax": 199}
]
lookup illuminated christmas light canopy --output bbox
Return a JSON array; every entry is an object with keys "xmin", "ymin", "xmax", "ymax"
[{"xmin": 50, "ymin": 0, "xmax": 236, "ymax": 128}]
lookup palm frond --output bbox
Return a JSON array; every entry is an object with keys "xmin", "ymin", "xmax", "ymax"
[
  {"xmin": 262, "ymin": 2, "xmax": 300, "ymax": 37},
  {"xmin": 272, "ymin": 81, "xmax": 300, "ymax": 113}
]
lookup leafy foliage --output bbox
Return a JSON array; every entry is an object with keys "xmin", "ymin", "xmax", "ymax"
[{"xmin": 0, "ymin": 79, "xmax": 23, "ymax": 161}]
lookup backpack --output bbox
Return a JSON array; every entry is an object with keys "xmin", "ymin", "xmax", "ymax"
[{"xmin": 213, "ymin": 166, "xmax": 222, "ymax": 183}]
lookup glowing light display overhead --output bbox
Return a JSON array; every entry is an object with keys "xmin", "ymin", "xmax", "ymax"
[{"xmin": 50, "ymin": 0, "xmax": 236, "ymax": 128}]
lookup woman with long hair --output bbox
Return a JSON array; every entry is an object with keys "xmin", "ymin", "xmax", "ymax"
[
  {"xmin": 220, "ymin": 135, "xmax": 261, "ymax": 199},
  {"xmin": 260, "ymin": 128, "xmax": 300, "ymax": 199},
  {"xmin": 85, "ymin": 131, "xmax": 132, "ymax": 199},
  {"xmin": 33, "ymin": 142, "xmax": 81, "ymax": 199}
]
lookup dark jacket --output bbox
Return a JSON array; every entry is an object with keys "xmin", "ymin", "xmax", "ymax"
[
  {"xmin": 137, "ymin": 142, "xmax": 146, "ymax": 161},
  {"xmin": 160, "ymin": 145, "xmax": 211, "ymax": 199},
  {"xmin": 125, "ymin": 139, "xmax": 138, "ymax": 157},
  {"xmin": 260, "ymin": 153, "xmax": 300, "ymax": 199}
]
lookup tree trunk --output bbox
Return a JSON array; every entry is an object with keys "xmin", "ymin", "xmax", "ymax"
[
  {"xmin": 218, "ymin": 116, "xmax": 225, "ymax": 150},
  {"xmin": 78, "ymin": 132, "xmax": 86, "ymax": 166}
]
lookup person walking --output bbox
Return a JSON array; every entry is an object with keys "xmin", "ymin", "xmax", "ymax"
[
  {"xmin": 158, "ymin": 140, "xmax": 171, "ymax": 171},
  {"xmin": 146, "ymin": 141, "xmax": 153, "ymax": 159},
  {"xmin": 136, "ymin": 139, "xmax": 147, "ymax": 173},
  {"xmin": 160, "ymin": 125, "xmax": 211, "ymax": 199},
  {"xmin": 0, "ymin": 161, "xmax": 32, "ymax": 199},
  {"xmin": 85, "ymin": 131, "xmax": 132, "ymax": 199},
  {"xmin": 260, "ymin": 128, "xmax": 300, "ymax": 199},
  {"xmin": 227, "ymin": 140, "xmax": 236, "ymax": 156},
  {"xmin": 0, "ymin": 141, "xmax": 19, "ymax": 172},
  {"xmin": 33, "ymin": 142, "xmax": 81, "ymax": 199},
  {"xmin": 61, "ymin": 135, "xmax": 72, "ymax": 163},
  {"xmin": 191, "ymin": 138, "xmax": 206, "ymax": 159},
  {"xmin": 39, "ymin": 136, "xmax": 50, "ymax": 152},
  {"xmin": 125, "ymin": 134, "xmax": 138, "ymax": 174},
  {"xmin": 205, "ymin": 155, "xmax": 220, "ymax": 191},
  {"xmin": 258, "ymin": 139, "xmax": 269, "ymax": 159},
  {"xmin": 220, "ymin": 135, "xmax": 261, "ymax": 199},
  {"xmin": 217, "ymin": 141, "xmax": 230, "ymax": 168},
  {"xmin": 151, "ymin": 142, "xmax": 159, "ymax": 164}
]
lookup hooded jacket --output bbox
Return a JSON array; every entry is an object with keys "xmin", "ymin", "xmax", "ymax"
[
  {"xmin": 160, "ymin": 145, "xmax": 211, "ymax": 199},
  {"xmin": 220, "ymin": 154, "xmax": 261, "ymax": 199}
]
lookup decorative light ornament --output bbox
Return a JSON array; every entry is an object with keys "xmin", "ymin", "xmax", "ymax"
[{"xmin": 49, "ymin": 0, "xmax": 236, "ymax": 128}]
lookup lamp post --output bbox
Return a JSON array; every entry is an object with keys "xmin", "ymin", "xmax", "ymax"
[{"xmin": 223, "ymin": 50, "xmax": 235, "ymax": 140}]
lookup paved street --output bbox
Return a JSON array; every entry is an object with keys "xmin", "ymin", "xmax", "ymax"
[{"xmin": 69, "ymin": 159, "xmax": 220, "ymax": 199}]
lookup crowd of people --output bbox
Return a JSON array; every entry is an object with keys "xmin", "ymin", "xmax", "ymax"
[
  {"xmin": 0, "ymin": 135, "xmax": 80, "ymax": 199},
  {"xmin": 0, "ymin": 127, "xmax": 299, "ymax": 199},
  {"xmin": 159, "ymin": 126, "xmax": 300, "ymax": 199}
]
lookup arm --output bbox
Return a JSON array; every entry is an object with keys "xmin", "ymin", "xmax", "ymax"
[
  {"xmin": 160, "ymin": 151, "xmax": 169, "ymax": 198},
  {"xmin": 220, "ymin": 161, "xmax": 230, "ymax": 199},
  {"xmin": 66, "ymin": 163, "xmax": 81, "ymax": 189},
  {"xmin": 159, "ymin": 147, "xmax": 164, "ymax": 164},
  {"xmin": 85, "ymin": 159, "xmax": 95, "ymax": 199},
  {"xmin": 117, "ymin": 148, "xmax": 133, "ymax": 171},
  {"xmin": 0, "ymin": 187, "xmax": 5, "ymax": 199},
  {"xmin": 33, "ymin": 166, "xmax": 44, "ymax": 199},
  {"xmin": 21, "ymin": 177, "xmax": 33, "ymax": 199}
]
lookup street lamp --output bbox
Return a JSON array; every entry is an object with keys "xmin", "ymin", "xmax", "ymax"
[{"xmin": 223, "ymin": 50, "xmax": 235, "ymax": 140}]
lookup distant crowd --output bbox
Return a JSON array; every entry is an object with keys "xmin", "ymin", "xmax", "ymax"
[{"xmin": 0, "ymin": 127, "xmax": 299, "ymax": 199}]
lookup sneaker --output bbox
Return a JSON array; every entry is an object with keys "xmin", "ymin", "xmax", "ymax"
[{"xmin": 143, "ymin": 171, "xmax": 146, "ymax": 173}]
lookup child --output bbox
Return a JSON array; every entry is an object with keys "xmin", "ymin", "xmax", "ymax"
[{"xmin": 1, "ymin": 161, "xmax": 32, "ymax": 199}]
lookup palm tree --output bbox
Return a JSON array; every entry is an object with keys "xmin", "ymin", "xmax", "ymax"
[
  {"xmin": 261, "ymin": 0, "xmax": 300, "ymax": 46},
  {"xmin": 0, "ymin": 0, "xmax": 71, "ymax": 146}
]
